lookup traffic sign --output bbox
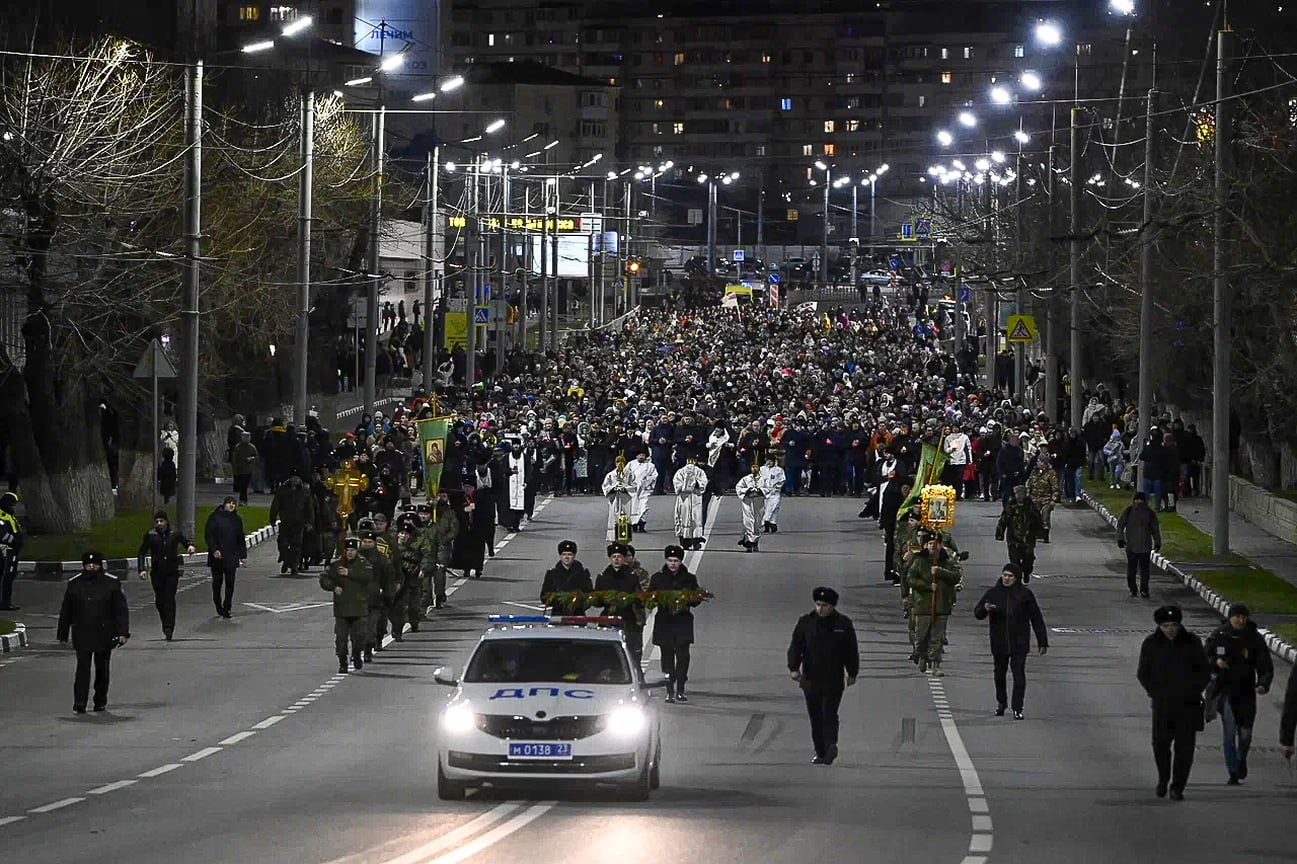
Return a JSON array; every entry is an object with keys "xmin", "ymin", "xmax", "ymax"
[
  {"xmin": 1006, "ymin": 314, "xmax": 1038, "ymax": 343},
  {"xmin": 888, "ymin": 256, "xmax": 901, "ymax": 270},
  {"xmin": 687, "ymin": 208, "xmax": 703, "ymax": 225},
  {"xmin": 768, "ymin": 272, "xmax": 781, "ymax": 285},
  {"xmin": 482, "ymin": 284, "xmax": 491, "ymax": 302},
  {"xmin": 959, "ymin": 286, "xmax": 972, "ymax": 303},
  {"xmin": 900, "ymin": 222, "xmax": 914, "ymax": 241},
  {"xmin": 473, "ymin": 306, "xmax": 490, "ymax": 325},
  {"xmin": 132, "ymin": 338, "xmax": 177, "ymax": 380},
  {"xmin": 733, "ymin": 249, "xmax": 745, "ymax": 262},
  {"xmin": 915, "ymin": 218, "xmax": 932, "ymax": 239}
]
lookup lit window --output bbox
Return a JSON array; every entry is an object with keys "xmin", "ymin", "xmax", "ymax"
[
  {"xmin": 762, "ymin": 54, "xmax": 772, "ymax": 63},
  {"xmin": 824, "ymin": 120, "xmax": 835, "ymax": 133},
  {"xmin": 652, "ymin": 122, "xmax": 661, "ymax": 134},
  {"xmin": 755, "ymin": 144, "xmax": 766, "ymax": 155},
  {"xmin": 674, "ymin": 52, "xmax": 685, "ymax": 65},
  {"xmin": 655, "ymin": 99, "xmax": 665, "ymax": 108},
  {"xmin": 673, "ymin": 122, "xmax": 684, "ymax": 134},
  {"xmin": 488, "ymin": 33, "xmax": 496, "ymax": 46},
  {"xmin": 1078, "ymin": 43, "xmax": 1093, "ymax": 55},
  {"xmin": 964, "ymin": 46, "xmax": 973, "ymax": 59},
  {"xmin": 239, "ymin": 5, "xmax": 260, "ymax": 20},
  {"xmin": 780, "ymin": 97, "xmax": 792, "ymax": 111},
  {"xmin": 845, "ymin": 73, "xmax": 854, "ymax": 83},
  {"xmin": 807, "ymin": 168, "xmax": 814, "ymax": 180},
  {"xmin": 269, "ymin": 6, "xmax": 296, "ymax": 21},
  {"xmin": 823, "ymin": 143, "xmax": 835, "ymax": 155},
  {"xmin": 918, "ymin": 95, "xmax": 926, "ymax": 108},
  {"xmin": 940, "ymin": 47, "xmax": 949, "ymax": 60},
  {"xmin": 802, "ymin": 144, "xmax": 813, "ymax": 155},
  {"xmin": 845, "ymin": 119, "xmax": 859, "ymax": 131},
  {"xmin": 1014, "ymin": 44, "xmax": 1025, "ymax": 58},
  {"xmin": 941, "ymin": 72, "xmax": 952, "ymax": 84}
]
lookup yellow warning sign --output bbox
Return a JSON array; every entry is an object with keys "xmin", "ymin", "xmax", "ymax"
[{"xmin": 1006, "ymin": 315, "xmax": 1037, "ymax": 343}]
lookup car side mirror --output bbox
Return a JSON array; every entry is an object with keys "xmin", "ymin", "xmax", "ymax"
[
  {"xmin": 641, "ymin": 671, "xmax": 671, "ymax": 689},
  {"xmin": 433, "ymin": 666, "xmax": 458, "ymax": 686}
]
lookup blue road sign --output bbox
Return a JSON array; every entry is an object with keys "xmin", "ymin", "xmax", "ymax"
[
  {"xmin": 915, "ymin": 218, "xmax": 932, "ymax": 238},
  {"xmin": 473, "ymin": 306, "xmax": 490, "ymax": 325},
  {"xmin": 768, "ymin": 272, "xmax": 781, "ymax": 284},
  {"xmin": 888, "ymin": 256, "xmax": 901, "ymax": 270},
  {"xmin": 959, "ymin": 286, "xmax": 972, "ymax": 303},
  {"xmin": 482, "ymin": 284, "xmax": 491, "ymax": 302},
  {"xmin": 900, "ymin": 222, "xmax": 914, "ymax": 241},
  {"xmin": 733, "ymin": 249, "xmax": 745, "ymax": 262}
]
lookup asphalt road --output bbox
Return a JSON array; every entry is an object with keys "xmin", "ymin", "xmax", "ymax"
[{"xmin": 2, "ymin": 490, "xmax": 1294, "ymax": 864}]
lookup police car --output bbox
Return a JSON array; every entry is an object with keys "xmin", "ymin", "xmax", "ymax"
[{"xmin": 433, "ymin": 616, "xmax": 667, "ymax": 800}]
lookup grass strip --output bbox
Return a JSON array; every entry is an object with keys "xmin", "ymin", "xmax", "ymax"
[{"xmin": 25, "ymin": 506, "xmax": 271, "ymax": 562}]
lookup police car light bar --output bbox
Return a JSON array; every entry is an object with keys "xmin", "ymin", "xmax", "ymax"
[{"xmin": 487, "ymin": 615, "xmax": 623, "ymax": 626}]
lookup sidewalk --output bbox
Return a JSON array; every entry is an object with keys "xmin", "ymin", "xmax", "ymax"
[{"xmin": 1175, "ymin": 497, "xmax": 1297, "ymax": 591}]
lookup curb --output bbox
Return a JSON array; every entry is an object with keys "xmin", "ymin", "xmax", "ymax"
[
  {"xmin": 1, "ymin": 623, "xmax": 28, "ymax": 653},
  {"xmin": 1080, "ymin": 491, "xmax": 1297, "ymax": 664},
  {"xmin": 16, "ymin": 523, "xmax": 279, "ymax": 576}
]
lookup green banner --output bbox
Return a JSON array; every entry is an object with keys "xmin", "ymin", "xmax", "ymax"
[
  {"xmin": 896, "ymin": 441, "xmax": 949, "ymax": 524},
  {"xmin": 417, "ymin": 417, "xmax": 451, "ymax": 499}
]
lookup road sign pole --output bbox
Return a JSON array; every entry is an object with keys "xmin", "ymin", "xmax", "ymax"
[{"xmin": 152, "ymin": 345, "xmax": 159, "ymax": 519}]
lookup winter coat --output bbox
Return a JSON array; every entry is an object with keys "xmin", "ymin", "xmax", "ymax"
[
  {"xmin": 905, "ymin": 549, "xmax": 961, "ymax": 617},
  {"xmin": 270, "ymin": 480, "xmax": 315, "ymax": 530},
  {"xmin": 996, "ymin": 497, "xmax": 1043, "ymax": 546},
  {"xmin": 1116, "ymin": 503, "xmax": 1161, "ymax": 554},
  {"xmin": 57, "ymin": 569, "xmax": 131, "ymax": 652},
  {"xmin": 1139, "ymin": 440, "xmax": 1167, "ymax": 481},
  {"xmin": 594, "ymin": 564, "xmax": 645, "ymax": 627},
  {"xmin": 1137, "ymin": 626, "xmax": 1212, "ymax": 726},
  {"xmin": 995, "ymin": 443, "xmax": 1025, "ymax": 485},
  {"xmin": 540, "ymin": 561, "xmax": 594, "ymax": 615},
  {"xmin": 787, "ymin": 610, "xmax": 859, "ymax": 692},
  {"xmin": 231, "ymin": 441, "xmax": 260, "ymax": 475},
  {"xmin": 204, "ymin": 507, "xmax": 247, "ymax": 568},
  {"xmin": 650, "ymin": 564, "xmax": 700, "ymax": 646},
  {"xmin": 319, "ymin": 554, "xmax": 373, "ymax": 618},
  {"xmin": 974, "ymin": 581, "xmax": 1048, "ymax": 656},
  {"xmin": 1204, "ymin": 621, "xmax": 1274, "ymax": 726},
  {"xmin": 137, "ymin": 525, "xmax": 191, "ymax": 575}
]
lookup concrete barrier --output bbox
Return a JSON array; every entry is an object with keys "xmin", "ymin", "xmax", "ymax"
[{"xmin": 1230, "ymin": 475, "xmax": 1297, "ymax": 546}]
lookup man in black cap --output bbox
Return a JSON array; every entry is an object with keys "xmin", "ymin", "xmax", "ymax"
[
  {"xmin": 57, "ymin": 552, "xmax": 131, "ymax": 713},
  {"xmin": 541, "ymin": 540, "xmax": 593, "ymax": 616},
  {"xmin": 595, "ymin": 542, "xmax": 646, "ymax": 667},
  {"xmin": 973, "ymin": 563, "xmax": 1048, "ymax": 719},
  {"xmin": 1137, "ymin": 605, "xmax": 1211, "ymax": 800},
  {"xmin": 1205, "ymin": 602, "xmax": 1273, "ymax": 784},
  {"xmin": 1117, "ymin": 492, "xmax": 1162, "ymax": 598},
  {"xmin": 136, "ymin": 511, "xmax": 196, "ymax": 641},
  {"xmin": 650, "ymin": 544, "xmax": 700, "ymax": 703},
  {"xmin": 320, "ymin": 537, "xmax": 373, "ymax": 673},
  {"xmin": 787, "ymin": 586, "xmax": 858, "ymax": 764}
]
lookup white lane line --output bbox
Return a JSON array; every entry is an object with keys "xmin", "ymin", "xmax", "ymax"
[
  {"xmin": 927, "ymin": 679, "xmax": 993, "ymax": 860},
  {"xmin": 376, "ymin": 802, "xmax": 523, "ymax": 864},
  {"xmin": 87, "ymin": 780, "xmax": 137, "ymax": 795},
  {"xmin": 0, "ymin": 816, "xmax": 28, "ymax": 827},
  {"xmin": 138, "ymin": 763, "xmax": 183, "ymax": 778},
  {"xmin": 251, "ymin": 715, "xmax": 285, "ymax": 730},
  {"xmin": 419, "ymin": 802, "xmax": 556, "ymax": 864},
  {"xmin": 502, "ymin": 601, "xmax": 546, "ymax": 612},
  {"xmin": 28, "ymin": 797, "xmax": 85, "ymax": 813},
  {"xmin": 220, "ymin": 731, "xmax": 257, "ymax": 745},
  {"xmin": 182, "ymin": 746, "xmax": 222, "ymax": 762}
]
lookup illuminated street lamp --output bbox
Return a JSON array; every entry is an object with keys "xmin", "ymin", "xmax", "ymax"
[
  {"xmin": 937, "ymin": 130, "xmax": 954, "ymax": 146},
  {"xmin": 990, "ymin": 86, "xmax": 1012, "ymax": 104},
  {"xmin": 958, "ymin": 111, "xmax": 977, "ymax": 128},
  {"xmin": 1035, "ymin": 21, "xmax": 1063, "ymax": 46}
]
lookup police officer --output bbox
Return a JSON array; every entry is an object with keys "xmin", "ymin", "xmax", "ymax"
[
  {"xmin": 595, "ymin": 542, "xmax": 646, "ymax": 668},
  {"xmin": 0, "ymin": 491, "xmax": 25, "ymax": 610},
  {"xmin": 320, "ymin": 537, "xmax": 373, "ymax": 673},
  {"xmin": 787, "ymin": 586, "xmax": 859, "ymax": 765},
  {"xmin": 541, "ymin": 540, "xmax": 593, "ymax": 615},
  {"xmin": 135, "ymin": 511, "xmax": 195, "ymax": 641},
  {"xmin": 650, "ymin": 544, "xmax": 700, "ymax": 703},
  {"xmin": 57, "ymin": 551, "xmax": 130, "ymax": 713},
  {"xmin": 357, "ymin": 530, "xmax": 396, "ymax": 662},
  {"xmin": 1137, "ymin": 605, "xmax": 1212, "ymax": 800},
  {"xmin": 419, "ymin": 492, "xmax": 459, "ymax": 614}
]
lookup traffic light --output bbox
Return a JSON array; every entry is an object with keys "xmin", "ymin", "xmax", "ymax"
[{"xmin": 626, "ymin": 257, "xmax": 641, "ymax": 275}]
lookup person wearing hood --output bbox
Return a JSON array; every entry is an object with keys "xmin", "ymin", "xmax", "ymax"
[
  {"xmin": 787, "ymin": 586, "xmax": 858, "ymax": 765},
  {"xmin": 1138, "ymin": 605, "xmax": 1212, "ymax": 800},
  {"xmin": 1204, "ymin": 603, "xmax": 1273, "ymax": 785},
  {"xmin": 58, "ymin": 551, "xmax": 131, "ymax": 713},
  {"xmin": 136, "ymin": 511, "xmax": 195, "ymax": 640},
  {"xmin": 973, "ymin": 563, "xmax": 1048, "ymax": 719},
  {"xmin": 1116, "ymin": 492, "xmax": 1162, "ymax": 598},
  {"xmin": 1102, "ymin": 428, "xmax": 1127, "ymax": 489},
  {"xmin": 0, "ymin": 491, "xmax": 23, "ymax": 611},
  {"xmin": 204, "ymin": 497, "xmax": 247, "ymax": 618}
]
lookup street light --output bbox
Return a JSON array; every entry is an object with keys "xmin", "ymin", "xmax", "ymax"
[
  {"xmin": 379, "ymin": 53, "xmax": 406, "ymax": 72},
  {"xmin": 440, "ymin": 75, "xmax": 465, "ymax": 92},
  {"xmin": 485, "ymin": 118, "xmax": 506, "ymax": 134},
  {"xmin": 1020, "ymin": 71, "xmax": 1043, "ymax": 91},
  {"xmin": 975, "ymin": 157, "xmax": 991, "ymax": 171},
  {"xmin": 344, "ymin": 75, "xmax": 372, "ymax": 87},
  {"xmin": 958, "ymin": 111, "xmax": 977, "ymax": 127},
  {"xmin": 990, "ymin": 86, "xmax": 1012, "ymax": 104},
  {"xmin": 1014, "ymin": 129, "xmax": 1031, "ymax": 144},
  {"xmin": 242, "ymin": 40, "xmax": 275, "ymax": 53},
  {"xmin": 991, "ymin": 150, "xmax": 1006, "ymax": 163},
  {"xmin": 1110, "ymin": 0, "xmax": 1135, "ymax": 14},
  {"xmin": 411, "ymin": 91, "xmax": 436, "ymax": 102},
  {"xmin": 937, "ymin": 130, "xmax": 954, "ymax": 146},
  {"xmin": 1035, "ymin": 21, "xmax": 1063, "ymax": 46},
  {"xmin": 281, "ymin": 15, "xmax": 312, "ymax": 36}
]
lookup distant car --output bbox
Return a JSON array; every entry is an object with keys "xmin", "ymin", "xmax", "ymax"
[
  {"xmin": 433, "ymin": 616, "xmax": 667, "ymax": 801},
  {"xmin": 858, "ymin": 269, "xmax": 894, "ymax": 285},
  {"xmin": 780, "ymin": 257, "xmax": 809, "ymax": 279},
  {"xmin": 683, "ymin": 255, "xmax": 710, "ymax": 276}
]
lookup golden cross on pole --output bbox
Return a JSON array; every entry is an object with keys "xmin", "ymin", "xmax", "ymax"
[{"xmin": 326, "ymin": 458, "xmax": 369, "ymax": 545}]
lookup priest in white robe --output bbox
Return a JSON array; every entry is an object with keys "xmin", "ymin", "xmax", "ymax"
[
  {"xmin": 627, "ymin": 451, "xmax": 658, "ymax": 532},
  {"xmin": 757, "ymin": 455, "xmax": 785, "ymax": 534},
  {"xmin": 734, "ymin": 463, "xmax": 766, "ymax": 551},
  {"xmin": 602, "ymin": 456, "xmax": 635, "ymax": 541},
  {"xmin": 672, "ymin": 458, "xmax": 708, "ymax": 550}
]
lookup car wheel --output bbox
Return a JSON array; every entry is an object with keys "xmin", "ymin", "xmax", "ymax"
[
  {"xmin": 437, "ymin": 761, "xmax": 466, "ymax": 800},
  {"xmin": 621, "ymin": 758, "xmax": 652, "ymax": 802},
  {"xmin": 648, "ymin": 738, "xmax": 661, "ymax": 790}
]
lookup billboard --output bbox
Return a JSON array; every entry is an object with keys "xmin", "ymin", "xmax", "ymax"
[
  {"xmin": 529, "ymin": 235, "xmax": 592, "ymax": 279},
  {"xmin": 354, "ymin": 0, "xmax": 440, "ymax": 81}
]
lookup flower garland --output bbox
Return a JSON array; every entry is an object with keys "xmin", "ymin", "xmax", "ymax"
[{"xmin": 542, "ymin": 589, "xmax": 714, "ymax": 614}]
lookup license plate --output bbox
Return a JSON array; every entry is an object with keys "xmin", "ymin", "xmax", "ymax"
[{"xmin": 507, "ymin": 742, "xmax": 572, "ymax": 760}]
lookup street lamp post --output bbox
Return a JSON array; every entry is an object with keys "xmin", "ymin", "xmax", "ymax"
[
  {"xmin": 820, "ymin": 166, "xmax": 830, "ymax": 287},
  {"xmin": 292, "ymin": 88, "xmax": 313, "ymax": 426}
]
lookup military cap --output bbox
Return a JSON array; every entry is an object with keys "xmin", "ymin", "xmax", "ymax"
[{"xmin": 557, "ymin": 540, "xmax": 578, "ymax": 555}]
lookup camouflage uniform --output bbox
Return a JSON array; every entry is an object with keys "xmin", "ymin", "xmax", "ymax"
[
  {"xmin": 996, "ymin": 496, "xmax": 1043, "ymax": 581},
  {"xmin": 1026, "ymin": 463, "xmax": 1060, "ymax": 541},
  {"xmin": 419, "ymin": 511, "xmax": 459, "ymax": 615},
  {"xmin": 905, "ymin": 547, "xmax": 963, "ymax": 672},
  {"xmin": 395, "ymin": 529, "xmax": 430, "ymax": 631},
  {"xmin": 359, "ymin": 539, "xmax": 397, "ymax": 660}
]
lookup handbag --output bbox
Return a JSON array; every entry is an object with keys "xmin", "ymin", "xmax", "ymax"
[{"xmin": 1202, "ymin": 677, "xmax": 1220, "ymax": 725}]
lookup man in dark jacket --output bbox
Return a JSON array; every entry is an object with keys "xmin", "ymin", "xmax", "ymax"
[
  {"xmin": 320, "ymin": 538, "xmax": 373, "ymax": 673},
  {"xmin": 57, "ymin": 551, "xmax": 130, "ymax": 713},
  {"xmin": 594, "ymin": 542, "xmax": 646, "ymax": 667},
  {"xmin": 204, "ymin": 497, "xmax": 247, "ymax": 618},
  {"xmin": 973, "ymin": 563, "xmax": 1048, "ymax": 719},
  {"xmin": 787, "ymin": 586, "xmax": 859, "ymax": 765},
  {"xmin": 541, "ymin": 540, "xmax": 593, "ymax": 615},
  {"xmin": 270, "ymin": 471, "xmax": 316, "ymax": 577},
  {"xmin": 136, "ymin": 512, "xmax": 195, "ymax": 640},
  {"xmin": 995, "ymin": 433, "xmax": 1026, "ymax": 505},
  {"xmin": 1205, "ymin": 603, "xmax": 1274, "ymax": 784},
  {"xmin": 1137, "ymin": 605, "xmax": 1212, "ymax": 800},
  {"xmin": 651, "ymin": 544, "xmax": 701, "ymax": 703},
  {"xmin": 1117, "ymin": 492, "xmax": 1162, "ymax": 598}
]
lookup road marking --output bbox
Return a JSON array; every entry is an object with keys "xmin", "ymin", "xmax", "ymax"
[
  {"xmin": 419, "ymin": 802, "xmax": 556, "ymax": 864},
  {"xmin": 220, "ymin": 731, "xmax": 257, "ymax": 745},
  {"xmin": 138, "ymin": 764, "xmax": 183, "ymax": 778},
  {"xmin": 28, "ymin": 797, "xmax": 84, "ymax": 813},
  {"xmin": 182, "ymin": 746, "xmax": 222, "ymax": 762},
  {"xmin": 0, "ymin": 816, "xmax": 26, "ymax": 827},
  {"xmin": 927, "ymin": 679, "xmax": 993, "ymax": 861},
  {"xmin": 252, "ymin": 715, "xmax": 285, "ymax": 729},
  {"xmin": 375, "ymin": 802, "xmax": 523, "ymax": 864},
  {"xmin": 87, "ymin": 780, "xmax": 137, "ymax": 795},
  {"xmin": 501, "ymin": 601, "xmax": 545, "ymax": 611}
]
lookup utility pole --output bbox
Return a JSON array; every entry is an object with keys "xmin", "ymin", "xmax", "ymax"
[
  {"xmin": 756, "ymin": 182, "xmax": 764, "ymax": 255},
  {"xmin": 1069, "ymin": 106, "xmax": 1083, "ymax": 431},
  {"xmin": 292, "ymin": 88, "xmax": 313, "ymax": 426},
  {"xmin": 497, "ymin": 170, "xmax": 507, "ymax": 371},
  {"xmin": 1013, "ymin": 151, "xmax": 1026, "ymax": 401},
  {"xmin": 820, "ymin": 169, "xmax": 830, "ymax": 287},
  {"xmin": 539, "ymin": 180, "xmax": 549, "ymax": 353},
  {"xmin": 550, "ymin": 181, "xmax": 559, "ymax": 344},
  {"xmin": 986, "ymin": 181, "xmax": 998, "ymax": 391},
  {"xmin": 465, "ymin": 163, "xmax": 478, "ymax": 388},
  {"xmin": 177, "ymin": 58, "xmax": 202, "ymax": 542},
  {"xmin": 1044, "ymin": 143, "xmax": 1059, "ymax": 422},
  {"xmin": 1212, "ymin": 28, "xmax": 1234, "ymax": 554},
  {"xmin": 422, "ymin": 146, "xmax": 438, "ymax": 389},
  {"xmin": 363, "ymin": 107, "xmax": 384, "ymax": 417},
  {"xmin": 706, "ymin": 179, "xmax": 717, "ymax": 276},
  {"xmin": 1136, "ymin": 89, "xmax": 1157, "ymax": 490}
]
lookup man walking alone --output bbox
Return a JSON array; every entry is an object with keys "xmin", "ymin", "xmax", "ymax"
[
  {"xmin": 787, "ymin": 586, "xmax": 858, "ymax": 765},
  {"xmin": 1117, "ymin": 492, "xmax": 1162, "ymax": 598},
  {"xmin": 973, "ymin": 563, "xmax": 1047, "ymax": 719},
  {"xmin": 57, "ymin": 552, "xmax": 130, "ymax": 713}
]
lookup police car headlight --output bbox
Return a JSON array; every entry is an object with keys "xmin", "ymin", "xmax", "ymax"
[
  {"xmin": 605, "ymin": 705, "xmax": 648, "ymax": 737},
  {"xmin": 442, "ymin": 703, "xmax": 478, "ymax": 733}
]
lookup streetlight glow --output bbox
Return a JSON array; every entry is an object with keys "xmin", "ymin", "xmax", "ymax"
[
  {"xmin": 281, "ymin": 16, "xmax": 312, "ymax": 36},
  {"xmin": 990, "ymin": 86, "xmax": 1012, "ymax": 104},
  {"xmin": 878, "ymin": 163, "xmax": 889, "ymax": 174},
  {"xmin": 697, "ymin": 174, "xmax": 708, "ymax": 183},
  {"xmin": 975, "ymin": 157, "xmax": 991, "ymax": 171},
  {"xmin": 485, "ymin": 119, "xmax": 506, "ymax": 134},
  {"xmin": 380, "ymin": 53, "xmax": 406, "ymax": 72},
  {"xmin": 344, "ymin": 76, "xmax": 372, "ymax": 87},
  {"xmin": 1035, "ymin": 21, "xmax": 1063, "ymax": 46},
  {"xmin": 242, "ymin": 40, "xmax": 275, "ymax": 53},
  {"xmin": 951, "ymin": 159, "xmax": 967, "ymax": 171},
  {"xmin": 928, "ymin": 165, "xmax": 943, "ymax": 176},
  {"xmin": 814, "ymin": 161, "xmax": 828, "ymax": 171},
  {"xmin": 937, "ymin": 130, "xmax": 954, "ymax": 146},
  {"xmin": 440, "ymin": 75, "xmax": 465, "ymax": 92},
  {"xmin": 444, "ymin": 161, "xmax": 456, "ymax": 172},
  {"xmin": 544, "ymin": 140, "xmax": 559, "ymax": 150},
  {"xmin": 1020, "ymin": 71, "xmax": 1043, "ymax": 91},
  {"xmin": 1110, "ymin": 0, "xmax": 1135, "ymax": 14},
  {"xmin": 1014, "ymin": 129, "xmax": 1031, "ymax": 144},
  {"xmin": 991, "ymin": 150, "xmax": 1006, "ymax": 163},
  {"xmin": 958, "ymin": 111, "xmax": 977, "ymax": 127},
  {"xmin": 411, "ymin": 91, "xmax": 436, "ymax": 102}
]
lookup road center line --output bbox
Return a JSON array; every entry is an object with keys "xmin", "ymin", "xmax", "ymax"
[
  {"xmin": 252, "ymin": 715, "xmax": 285, "ymax": 730},
  {"xmin": 374, "ymin": 802, "xmax": 523, "ymax": 864},
  {"xmin": 87, "ymin": 780, "xmax": 137, "ymax": 795},
  {"xmin": 138, "ymin": 764, "xmax": 183, "ymax": 778},
  {"xmin": 182, "ymin": 747, "xmax": 222, "ymax": 762},
  {"xmin": 0, "ymin": 816, "xmax": 26, "ymax": 827},
  {"xmin": 28, "ymin": 798, "xmax": 84, "ymax": 813},
  {"xmin": 927, "ymin": 680, "xmax": 993, "ymax": 863},
  {"xmin": 219, "ymin": 731, "xmax": 257, "ymax": 745}
]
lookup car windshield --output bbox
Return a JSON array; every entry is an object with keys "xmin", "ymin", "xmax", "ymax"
[{"xmin": 464, "ymin": 639, "xmax": 632, "ymax": 685}]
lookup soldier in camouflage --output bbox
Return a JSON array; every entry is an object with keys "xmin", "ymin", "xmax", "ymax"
[
  {"xmin": 1026, "ymin": 452, "xmax": 1061, "ymax": 543},
  {"xmin": 996, "ymin": 484, "xmax": 1044, "ymax": 583},
  {"xmin": 357, "ymin": 530, "xmax": 397, "ymax": 662},
  {"xmin": 391, "ymin": 515, "xmax": 427, "ymax": 638},
  {"xmin": 418, "ymin": 492, "xmax": 459, "ymax": 617}
]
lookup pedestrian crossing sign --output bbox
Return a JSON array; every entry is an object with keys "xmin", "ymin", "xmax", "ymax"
[{"xmin": 1006, "ymin": 315, "xmax": 1037, "ymax": 343}]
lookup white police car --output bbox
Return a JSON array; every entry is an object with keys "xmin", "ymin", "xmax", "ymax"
[{"xmin": 433, "ymin": 616, "xmax": 667, "ymax": 800}]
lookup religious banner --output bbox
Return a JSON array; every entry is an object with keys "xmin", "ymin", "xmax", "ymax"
[
  {"xmin": 919, "ymin": 485, "xmax": 957, "ymax": 530},
  {"xmin": 417, "ymin": 417, "xmax": 451, "ymax": 499},
  {"xmin": 896, "ymin": 441, "xmax": 948, "ymax": 524}
]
